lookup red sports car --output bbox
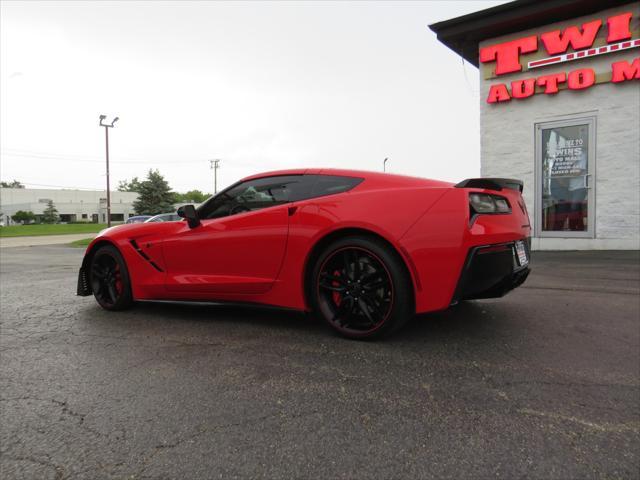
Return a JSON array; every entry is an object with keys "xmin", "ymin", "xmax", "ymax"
[{"xmin": 77, "ymin": 169, "xmax": 531, "ymax": 339}]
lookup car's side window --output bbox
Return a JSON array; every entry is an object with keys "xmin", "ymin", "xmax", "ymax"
[
  {"xmin": 197, "ymin": 174, "xmax": 364, "ymax": 220},
  {"xmin": 198, "ymin": 176, "xmax": 299, "ymax": 220},
  {"xmin": 310, "ymin": 175, "xmax": 364, "ymax": 198},
  {"xmin": 288, "ymin": 175, "xmax": 364, "ymax": 202}
]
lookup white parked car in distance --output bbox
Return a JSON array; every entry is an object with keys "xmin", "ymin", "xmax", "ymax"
[{"xmin": 144, "ymin": 213, "xmax": 182, "ymax": 223}]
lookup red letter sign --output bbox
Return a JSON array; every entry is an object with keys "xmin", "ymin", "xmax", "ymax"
[
  {"xmin": 486, "ymin": 84, "xmax": 512, "ymax": 103},
  {"xmin": 480, "ymin": 36, "xmax": 538, "ymax": 75},
  {"xmin": 541, "ymin": 20, "xmax": 601, "ymax": 55},
  {"xmin": 607, "ymin": 12, "xmax": 633, "ymax": 43},
  {"xmin": 611, "ymin": 58, "xmax": 640, "ymax": 82},
  {"xmin": 537, "ymin": 73, "xmax": 567, "ymax": 94},
  {"xmin": 568, "ymin": 68, "xmax": 596, "ymax": 89},
  {"xmin": 511, "ymin": 78, "xmax": 536, "ymax": 99}
]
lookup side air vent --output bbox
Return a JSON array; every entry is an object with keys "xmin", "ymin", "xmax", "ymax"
[{"xmin": 130, "ymin": 239, "xmax": 164, "ymax": 272}]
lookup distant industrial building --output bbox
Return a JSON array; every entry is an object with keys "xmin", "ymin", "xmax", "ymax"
[{"xmin": 0, "ymin": 188, "xmax": 139, "ymax": 225}]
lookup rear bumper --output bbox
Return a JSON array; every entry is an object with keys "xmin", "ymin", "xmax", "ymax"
[{"xmin": 451, "ymin": 240, "xmax": 530, "ymax": 304}]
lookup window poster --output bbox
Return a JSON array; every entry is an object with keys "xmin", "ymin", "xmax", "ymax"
[{"xmin": 541, "ymin": 124, "xmax": 589, "ymax": 232}]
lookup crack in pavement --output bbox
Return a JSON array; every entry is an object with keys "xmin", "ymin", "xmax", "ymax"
[
  {"xmin": 519, "ymin": 408, "xmax": 640, "ymax": 433},
  {"xmin": 136, "ymin": 409, "xmax": 322, "ymax": 477}
]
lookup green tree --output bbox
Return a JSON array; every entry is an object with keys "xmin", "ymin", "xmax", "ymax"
[
  {"xmin": 132, "ymin": 169, "xmax": 175, "ymax": 215},
  {"xmin": 1, "ymin": 180, "xmax": 25, "ymax": 188},
  {"xmin": 173, "ymin": 189, "xmax": 210, "ymax": 204},
  {"xmin": 11, "ymin": 210, "xmax": 36, "ymax": 224},
  {"xmin": 41, "ymin": 200, "xmax": 59, "ymax": 224},
  {"xmin": 118, "ymin": 177, "xmax": 142, "ymax": 192}
]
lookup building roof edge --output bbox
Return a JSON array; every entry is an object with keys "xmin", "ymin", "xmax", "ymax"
[{"xmin": 428, "ymin": 0, "xmax": 637, "ymax": 67}]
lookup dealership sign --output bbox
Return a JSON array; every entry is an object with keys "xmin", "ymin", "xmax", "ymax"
[{"xmin": 480, "ymin": 11, "xmax": 640, "ymax": 104}]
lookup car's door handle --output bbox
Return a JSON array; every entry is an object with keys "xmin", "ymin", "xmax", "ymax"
[{"xmin": 288, "ymin": 206, "xmax": 298, "ymax": 216}]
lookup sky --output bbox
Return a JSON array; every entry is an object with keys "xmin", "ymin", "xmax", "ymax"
[{"xmin": 1, "ymin": 0, "xmax": 508, "ymax": 194}]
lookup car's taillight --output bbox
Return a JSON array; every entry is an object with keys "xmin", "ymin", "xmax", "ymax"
[{"xmin": 469, "ymin": 193, "xmax": 511, "ymax": 215}]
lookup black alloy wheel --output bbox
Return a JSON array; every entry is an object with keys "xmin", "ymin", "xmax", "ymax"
[
  {"xmin": 311, "ymin": 236, "xmax": 414, "ymax": 339},
  {"xmin": 90, "ymin": 245, "xmax": 133, "ymax": 311}
]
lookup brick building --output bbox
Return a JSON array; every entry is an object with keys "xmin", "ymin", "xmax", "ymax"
[{"xmin": 430, "ymin": 0, "xmax": 639, "ymax": 250}]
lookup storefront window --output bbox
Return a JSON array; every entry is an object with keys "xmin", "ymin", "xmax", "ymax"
[{"xmin": 536, "ymin": 117, "xmax": 595, "ymax": 238}]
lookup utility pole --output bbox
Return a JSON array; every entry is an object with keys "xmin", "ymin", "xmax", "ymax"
[
  {"xmin": 209, "ymin": 159, "xmax": 221, "ymax": 194},
  {"xmin": 383, "ymin": 157, "xmax": 389, "ymax": 172},
  {"xmin": 99, "ymin": 115, "xmax": 119, "ymax": 228}
]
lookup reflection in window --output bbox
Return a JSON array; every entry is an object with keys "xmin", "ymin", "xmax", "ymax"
[
  {"xmin": 199, "ymin": 176, "xmax": 297, "ymax": 219},
  {"xmin": 541, "ymin": 124, "xmax": 589, "ymax": 232},
  {"xmin": 197, "ymin": 174, "xmax": 364, "ymax": 220}
]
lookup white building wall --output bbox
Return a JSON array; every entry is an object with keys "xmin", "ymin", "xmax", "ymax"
[
  {"xmin": 0, "ymin": 188, "xmax": 138, "ymax": 224},
  {"xmin": 479, "ymin": 4, "xmax": 640, "ymax": 250}
]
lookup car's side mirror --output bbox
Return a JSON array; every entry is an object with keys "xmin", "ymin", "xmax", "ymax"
[{"xmin": 177, "ymin": 204, "xmax": 201, "ymax": 229}]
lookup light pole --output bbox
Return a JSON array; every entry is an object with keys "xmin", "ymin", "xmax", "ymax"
[
  {"xmin": 383, "ymin": 157, "xmax": 389, "ymax": 172},
  {"xmin": 99, "ymin": 115, "xmax": 119, "ymax": 228},
  {"xmin": 209, "ymin": 159, "xmax": 221, "ymax": 194}
]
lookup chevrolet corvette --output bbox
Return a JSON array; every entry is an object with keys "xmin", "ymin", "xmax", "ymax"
[{"xmin": 77, "ymin": 169, "xmax": 531, "ymax": 339}]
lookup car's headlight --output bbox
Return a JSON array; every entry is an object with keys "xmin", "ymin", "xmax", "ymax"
[{"xmin": 469, "ymin": 193, "xmax": 511, "ymax": 214}]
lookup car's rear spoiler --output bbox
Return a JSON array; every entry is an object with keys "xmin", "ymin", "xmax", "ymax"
[{"xmin": 454, "ymin": 178, "xmax": 523, "ymax": 193}]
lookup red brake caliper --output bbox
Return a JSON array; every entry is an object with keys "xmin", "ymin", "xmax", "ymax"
[
  {"xmin": 114, "ymin": 264, "xmax": 123, "ymax": 294},
  {"xmin": 332, "ymin": 269, "xmax": 342, "ymax": 306}
]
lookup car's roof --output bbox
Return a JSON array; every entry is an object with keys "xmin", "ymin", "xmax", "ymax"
[{"xmin": 240, "ymin": 168, "xmax": 453, "ymax": 188}]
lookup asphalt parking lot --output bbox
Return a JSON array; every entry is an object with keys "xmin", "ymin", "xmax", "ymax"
[{"xmin": 1, "ymin": 245, "xmax": 638, "ymax": 479}]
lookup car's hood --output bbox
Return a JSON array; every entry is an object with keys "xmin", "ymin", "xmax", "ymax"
[{"xmin": 95, "ymin": 220, "xmax": 185, "ymax": 241}]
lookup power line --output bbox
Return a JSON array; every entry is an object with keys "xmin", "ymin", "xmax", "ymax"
[
  {"xmin": 3, "ymin": 147, "xmax": 182, "ymax": 162},
  {"xmin": 2, "ymin": 153, "xmax": 103, "ymax": 164},
  {"xmin": 1, "ymin": 151, "xmax": 208, "ymax": 165},
  {"xmin": 1, "ymin": 149, "xmax": 260, "ymax": 167},
  {"xmin": 2, "ymin": 148, "xmax": 104, "ymax": 160},
  {"xmin": 9, "ymin": 182, "xmax": 109, "ymax": 190}
]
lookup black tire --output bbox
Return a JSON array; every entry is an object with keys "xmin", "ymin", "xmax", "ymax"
[
  {"xmin": 89, "ymin": 245, "xmax": 133, "ymax": 311},
  {"xmin": 309, "ymin": 235, "xmax": 414, "ymax": 339}
]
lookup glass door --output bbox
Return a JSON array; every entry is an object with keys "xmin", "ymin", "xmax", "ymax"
[{"xmin": 535, "ymin": 117, "xmax": 595, "ymax": 238}]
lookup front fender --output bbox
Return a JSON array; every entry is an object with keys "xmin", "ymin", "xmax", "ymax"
[{"xmin": 78, "ymin": 222, "xmax": 184, "ymax": 300}]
